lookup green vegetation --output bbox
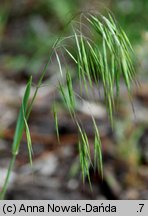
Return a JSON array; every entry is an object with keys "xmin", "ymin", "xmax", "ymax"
[{"xmin": 0, "ymin": 12, "xmax": 135, "ymax": 199}]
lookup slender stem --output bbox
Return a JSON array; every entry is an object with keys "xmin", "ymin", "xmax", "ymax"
[
  {"xmin": 0, "ymin": 154, "xmax": 16, "ymax": 200},
  {"xmin": 26, "ymin": 44, "xmax": 61, "ymax": 119},
  {"xmin": 0, "ymin": 13, "xmax": 80, "ymax": 200},
  {"xmin": 27, "ymin": 13, "xmax": 79, "ymax": 118}
]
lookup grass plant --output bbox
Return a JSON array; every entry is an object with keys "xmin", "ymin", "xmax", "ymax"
[{"xmin": 0, "ymin": 12, "xmax": 135, "ymax": 199}]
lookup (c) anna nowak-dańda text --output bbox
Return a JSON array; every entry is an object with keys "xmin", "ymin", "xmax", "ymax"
[{"xmin": 17, "ymin": 203, "xmax": 117, "ymax": 213}]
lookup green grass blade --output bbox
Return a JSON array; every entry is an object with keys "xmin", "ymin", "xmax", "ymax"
[
  {"xmin": 23, "ymin": 110, "xmax": 33, "ymax": 166},
  {"xmin": 92, "ymin": 118, "xmax": 103, "ymax": 179},
  {"xmin": 12, "ymin": 76, "xmax": 32, "ymax": 155},
  {"xmin": 55, "ymin": 51, "xmax": 63, "ymax": 77},
  {"xmin": 66, "ymin": 70, "xmax": 75, "ymax": 111},
  {"xmin": 64, "ymin": 48, "xmax": 78, "ymax": 63}
]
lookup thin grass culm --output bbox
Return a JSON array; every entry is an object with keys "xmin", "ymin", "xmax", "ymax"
[{"xmin": 0, "ymin": 12, "xmax": 135, "ymax": 199}]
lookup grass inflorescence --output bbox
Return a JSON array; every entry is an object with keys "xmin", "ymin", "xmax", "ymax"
[{"xmin": 0, "ymin": 12, "xmax": 135, "ymax": 199}]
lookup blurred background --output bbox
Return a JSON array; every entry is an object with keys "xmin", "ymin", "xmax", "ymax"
[{"xmin": 0, "ymin": 0, "xmax": 148, "ymax": 199}]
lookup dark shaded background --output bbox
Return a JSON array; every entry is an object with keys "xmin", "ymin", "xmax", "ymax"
[{"xmin": 0, "ymin": 0, "xmax": 148, "ymax": 199}]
